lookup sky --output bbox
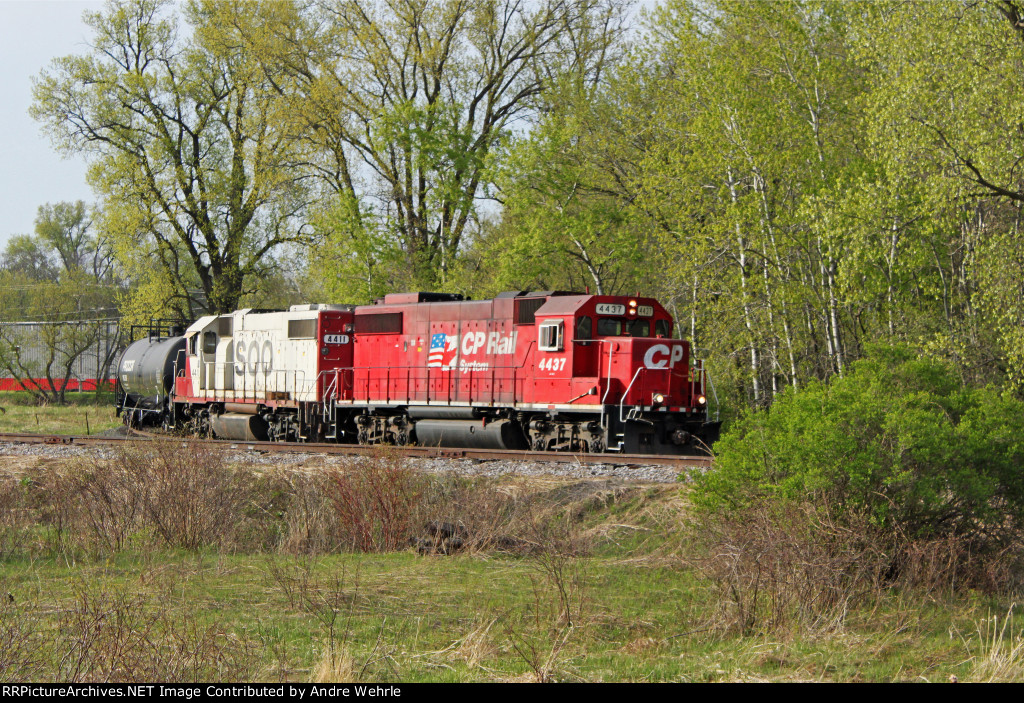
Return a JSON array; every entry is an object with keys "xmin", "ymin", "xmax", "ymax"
[
  {"xmin": 0, "ymin": 0, "xmax": 105, "ymax": 248},
  {"xmin": 0, "ymin": 0, "xmax": 658, "ymax": 251}
]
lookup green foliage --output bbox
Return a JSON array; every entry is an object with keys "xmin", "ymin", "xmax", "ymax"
[
  {"xmin": 0, "ymin": 202, "xmax": 120, "ymax": 404},
  {"xmin": 849, "ymin": 0, "xmax": 1024, "ymax": 389},
  {"xmin": 295, "ymin": 0, "xmax": 629, "ymax": 297},
  {"xmin": 2, "ymin": 235, "xmax": 58, "ymax": 282},
  {"xmin": 481, "ymin": 73, "xmax": 650, "ymax": 295},
  {"xmin": 697, "ymin": 346, "xmax": 1024, "ymax": 546},
  {"xmin": 32, "ymin": 0, "xmax": 314, "ymax": 315},
  {"xmin": 18, "ymin": 0, "xmax": 1024, "ymax": 413}
]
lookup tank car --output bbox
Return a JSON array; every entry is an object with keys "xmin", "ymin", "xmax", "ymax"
[
  {"xmin": 116, "ymin": 292, "xmax": 720, "ymax": 454},
  {"xmin": 114, "ymin": 323, "xmax": 186, "ymax": 427}
]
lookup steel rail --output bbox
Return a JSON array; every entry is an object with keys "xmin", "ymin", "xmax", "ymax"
[{"xmin": 0, "ymin": 431, "xmax": 711, "ymax": 469}]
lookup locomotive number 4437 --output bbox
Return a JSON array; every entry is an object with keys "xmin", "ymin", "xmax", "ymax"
[{"xmin": 538, "ymin": 357, "xmax": 567, "ymax": 372}]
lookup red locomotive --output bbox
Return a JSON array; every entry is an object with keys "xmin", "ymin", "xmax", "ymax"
[{"xmin": 116, "ymin": 291, "xmax": 720, "ymax": 454}]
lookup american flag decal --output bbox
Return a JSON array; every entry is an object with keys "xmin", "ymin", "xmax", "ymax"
[{"xmin": 428, "ymin": 333, "xmax": 458, "ymax": 369}]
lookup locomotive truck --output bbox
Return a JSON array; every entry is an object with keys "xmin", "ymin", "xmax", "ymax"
[{"xmin": 115, "ymin": 291, "xmax": 720, "ymax": 454}]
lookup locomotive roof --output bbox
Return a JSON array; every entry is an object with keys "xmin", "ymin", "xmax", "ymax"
[
  {"xmin": 534, "ymin": 295, "xmax": 592, "ymax": 315},
  {"xmin": 535, "ymin": 294, "xmax": 663, "ymax": 316}
]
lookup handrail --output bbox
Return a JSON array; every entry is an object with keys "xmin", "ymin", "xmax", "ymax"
[
  {"xmin": 599, "ymin": 340, "xmax": 617, "ymax": 430},
  {"xmin": 196, "ymin": 361, "xmax": 309, "ymax": 402},
  {"xmin": 328, "ymin": 343, "xmax": 538, "ymax": 407},
  {"xmin": 619, "ymin": 367, "xmax": 645, "ymax": 423}
]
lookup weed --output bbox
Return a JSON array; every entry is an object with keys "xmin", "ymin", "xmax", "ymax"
[
  {"xmin": 55, "ymin": 581, "xmax": 258, "ymax": 682},
  {"xmin": 689, "ymin": 500, "xmax": 888, "ymax": 635},
  {"xmin": 0, "ymin": 597, "xmax": 46, "ymax": 682},
  {"xmin": 325, "ymin": 449, "xmax": 424, "ymax": 553},
  {"xmin": 0, "ymin": 476, "xmax": 31, "ymax": 559},
  {"xmin": 312, "ymin": 645, "xmax": 358, "ymax": 683},
  {"xmin": 967, "ymin": 605, "xmax": 1024, "ymax": 682}
]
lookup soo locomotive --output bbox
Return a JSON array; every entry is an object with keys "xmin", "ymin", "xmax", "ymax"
[{"xmin": 115, "ymin": 291, "xmax": 720, "ymax": 454}]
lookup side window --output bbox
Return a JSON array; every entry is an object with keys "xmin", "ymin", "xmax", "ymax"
[
  {"xmin": 575, "ymin": 316, "xmax": 592, "ymax": 340},
  {"xmin": 188, "ymin": 334, "xmax": 198, "ymax": 354},
  {"xmin": 655, "ymin": 319, "xmax": 670, "ymax": 338},
  {"xmin": 203, "ymin": 331, "xmax": 218, "ymax": 354},
  {"xmin": 538, "ymin": 320, "xmax": 564, "ymax": 351}
]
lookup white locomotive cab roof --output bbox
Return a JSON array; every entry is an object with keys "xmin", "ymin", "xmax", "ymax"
[{"xmin": 185, "ymin": 315, "xmax": 218, "ymax": 335}]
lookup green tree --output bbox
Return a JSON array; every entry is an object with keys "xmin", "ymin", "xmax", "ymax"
[
  {"xmin": 0, "ymin": 270, "xmax": 119, "ymax": 404},
  {"xmin": 1, "ymin": 235, "xmax": 58, "ymax": 282},
  {"xmin": 31, "ymin": 0, "xmax": 314, "ymax": 317},
  {"xmin": 277, "ymin": 0, "xmax": 629, "ymax": 300},
  {"xmin": 0, "ymin": 201, "xmax": 121, "ymax": 403},
  {"xmin": 33, "ymin": 201, "xmax": 92, "ymax": 273},
  {"xmin": 622, "ymin": 0, "xmax": 864, "ymax": 405},
  {"xmin": 852, "ymin": 0, "xmax": 1024, "ymax": 387},
  {"xmin": 481, "ymin": 68, "xmax": 651, "ymax": 297}
]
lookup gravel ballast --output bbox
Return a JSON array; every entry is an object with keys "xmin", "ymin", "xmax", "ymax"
[{"xmin": 0, "ymin": 441, "xmax": 690, "ymax": 483}]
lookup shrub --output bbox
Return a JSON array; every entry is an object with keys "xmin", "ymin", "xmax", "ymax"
[
  {"xmin": 325, "ymin": 449, "xmax": 426, "ymax": 552},
  {"xmin": 35, "ymin": 439, "xmax": 260, "ymax": 555},
  {"xmin": 0, "ymin": 477, "xmax": 31, "ymax": 559},
  {"xmin": 697, "ymin": 346, "xmax": 1024, "ymax": 554},
  {"xmin": 56, "ymin": 582, "xmax": 258, "ymax": 682},
  {"xmin": 0, "ymin": 596, "xmax": 45, "ymax": 682},
  {"xmin": 689, "ymin": 499, "xmax": 888, "ymax": 634},
  {"xmin": 129, "ymin": 440, "xmax": 258, "ymax": 550}
]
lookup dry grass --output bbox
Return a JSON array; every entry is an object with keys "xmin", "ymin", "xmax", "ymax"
[
  {"xmin": 311, "ymin": 646, "xmax": 358, "ymax": 683},
  {"xmin": 450, "ymin": 618, "xmax": 499, "ymax": 669},
  {"xmin": 967, "ymin": 606, "xmax": 1024, "ymax": 682}
]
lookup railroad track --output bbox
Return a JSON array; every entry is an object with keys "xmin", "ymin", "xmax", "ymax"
[{"xmin": 0, "ymin": 431, "xmax": 711, "ymax": 470}]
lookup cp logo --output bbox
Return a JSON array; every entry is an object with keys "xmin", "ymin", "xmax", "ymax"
[{"xmin": 643, "ymin": 344, "xmax": 684, "ymax": 369}]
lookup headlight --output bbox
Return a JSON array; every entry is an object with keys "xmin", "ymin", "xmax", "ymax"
[
  {"xmin": 697, "ymin": 395, "xmax": 707, "ymax": 405},
  {"xmin": 652, "ymin": 393, "xmax": 666, "ymax": 405}
]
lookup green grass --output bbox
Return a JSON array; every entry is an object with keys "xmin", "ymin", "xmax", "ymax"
[
  {"xmin": 0, "ymin": 390, "xmax": 121, "ymax": 435},
  {"xmin": 2, "ymin": 548, "xmax": 1018, "ymax": 682},
  {"xmin": 0, "ymin": 437, "xmax": 1021, "ymax": 682},
  {"xmin": 2, "ymin": 469, "xmax": 1022, "ymax": 682}
]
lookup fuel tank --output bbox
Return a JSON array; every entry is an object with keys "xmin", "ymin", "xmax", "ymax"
[
  {"xmin": 412, "ymin": 419, "xmax": 528, "ymax": 450},
  {"xmin": 210, "ymin": 412, "xmax": 270, "ymax": 441}
]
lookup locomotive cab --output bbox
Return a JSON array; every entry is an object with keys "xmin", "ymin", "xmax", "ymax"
[{"xmin": 530, "ymin": 295, "xmax": 718, "ymax": 453}]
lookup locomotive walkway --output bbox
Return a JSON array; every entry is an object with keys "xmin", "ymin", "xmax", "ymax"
[{"xmin": 0, "ymin": 431, "xmax": 712, "ymax": 470}]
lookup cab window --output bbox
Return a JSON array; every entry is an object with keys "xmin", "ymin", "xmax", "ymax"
[
  {"xmin": 596, "ymin": 318, "xmax": 650, "ymax": 337},
  {"xmin": 202, "ymin": 331, "xmax": 218, "ymax": 354},
  {"xmin": 655, "ymin": 319, "xmax": 671, "ymax": 338},
  {"xmin": 575, "ymin": 316, "xmax": 592, "ymax": 340},
  {"xmin": 628, "ymin": 320, "xmax": 650, "ymax": 337}
]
